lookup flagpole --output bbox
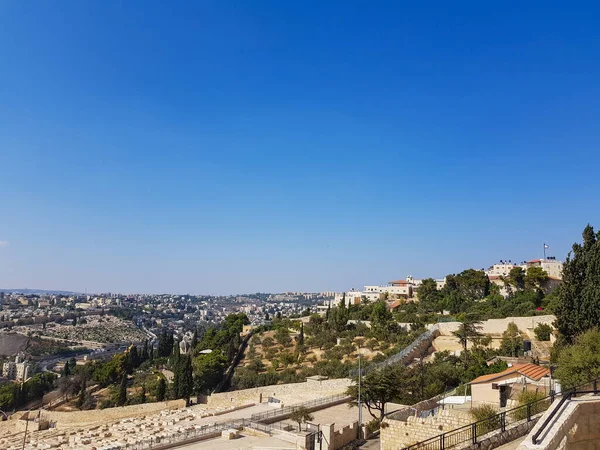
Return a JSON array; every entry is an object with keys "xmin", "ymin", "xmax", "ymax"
[{"xmin": 543, "ymin": 243, "xmax": 546, "ymax": 260}]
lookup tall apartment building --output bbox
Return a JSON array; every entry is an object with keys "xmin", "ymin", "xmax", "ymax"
[{"xmin": 2, "ymin": 354, "xmax": 35, "ymax": 381}]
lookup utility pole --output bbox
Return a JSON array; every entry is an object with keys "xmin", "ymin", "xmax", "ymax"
[
  {"xmin": 21, "ymin": 409, "xmax": 31, "ymax": 450},
  {"xmin": 358, "ymin": 352, "xmax": 362, "ymax": 439}
]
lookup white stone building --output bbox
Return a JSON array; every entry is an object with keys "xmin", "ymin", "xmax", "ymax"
[{"xmin": 523, "ymin": 257, "xmax": 563, "ymax": 279}]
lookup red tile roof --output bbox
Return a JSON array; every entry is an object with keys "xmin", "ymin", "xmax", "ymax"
[
  {"xmin": 388, "ymin": 300, "xmax": 402, "ymax": 309},
  {"xmin": 469, "ymin": 364, "xmax": 550, "ymax": 384},
  {"xmin": 389, "ymin": 279, "xmax": 408, "ymax": 285}
]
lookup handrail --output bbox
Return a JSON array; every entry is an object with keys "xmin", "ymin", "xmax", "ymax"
[
  {"xmin": 401, "ymin": 396, "xmax": 548, "ymax": 450},
  {"xmin": 531, "ymin": 381, "xmax": 599, "ymax": 445},
  {"xmin": 401, "ymin": 377, "xmax": 600, "ymax": 450}
]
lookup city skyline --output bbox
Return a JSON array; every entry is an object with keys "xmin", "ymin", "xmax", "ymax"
[{"xmin": 2, "ymin": 2, "xmax": 600, "ymax": 294}]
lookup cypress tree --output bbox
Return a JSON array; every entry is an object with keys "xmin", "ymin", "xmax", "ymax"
[
  {"xmin": 172, "ymin": 339, "xmax": 181, "ymax": 367},
  {"xmin": 298, "ymin": 323, "xmax": 304, "ymax": 346},
  {"xmin": 555, "ymin": 225, "xmax": 600, "ymax": 343},
  {"xmin": 156, "ymin": 377, "xmax": 166, "ymax": 401},
  {"xmin": 117, "ymin": 375, "xmax": 127, "ymax": 406},
  {"xmin": 77, "ymin": 376, "xmax": 87, "ymax": 409},
  {"xmin": 179, "ymin": 356, "xmax": 193, "ymax": 406},
  {"xmin": 191, "ymin": 330, "xmax": 198, "ymax": 350},
  {"xmin": 62, "ymin": 362, "xmax": 71, "ymax": 378}
]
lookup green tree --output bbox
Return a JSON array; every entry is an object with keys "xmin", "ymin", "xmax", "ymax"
[
  {"xmin": 275, "ymin": 328, "xmax": 292, "ymax": 347},
  {"xmin": 289, "ymin": 406, "xmax": 314, "ymax": 431},
  {"xmin": 192, "ymin": 352, "xmax": 227, "ymax": 394},
  {"xmin": 156, "ymin": 377, "xmax": 167, "ymax": 401},
  {"xmin": 191, "ymin": 330, "xmax": 198, "ymax": 349},
  {"xmin": 62, "ymin": 361, "xmax": 71, "ymax": 378},
  {"xmin": 346, "ymin": 364, "xmax": 405, "ymax": 421},
  {"xmin": 534, "ymin": 323, "xmax": 553, "ymax": 341},
  {"xmin": 555, "ymin": 225, "xmax": 600, "ymax": 343},
  {"xmin": 140, "ymin": 384, "xmax": 146, "ymax": 404},
  {"xmin": 117, "ymin": 375, "xmax": 128, "ymax": 406},
  {"xmin": 370, "ymin": 301, "xmax": 392, "ymax": 332},
  {"xmin": 297, "ymin": 323, "xmax": 304, "ymax": 347},
  {"xmin": 179, "ymin": 355, "xmax": 194, "ymax": 405},
  {"xmin": 447, "ymin": 269, "xmax": 490, "ymax": 302},
  {"xmin": 500, "ymin": 323, "xmax": 524, "ymax": 357},
  {"xmin": 452, "ymin": 319, "xmax": 483, "ymax": 366},
  {"xmin": 525, "ymin": 266, "xmax": 549, "ymax": 291},
  {"xmin": 76, "ymin": 376, "xmax": 87, "ymax": 409},
  {"xmin": 554, "ymin": 329, "xmax": 600, "ymax": 388},
  {"xmin": 416, "ymin": 278, "xmax": 441, "ymax": 312},
  {"xmin": 507, "ymin": 266, "xmax": 526, "ymax": 290}
]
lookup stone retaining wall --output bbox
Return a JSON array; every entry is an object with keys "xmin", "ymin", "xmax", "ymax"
[
  {"xmin": 35, "ymin": 399, "xmax": 186, "ymax": 428},
  {"xmin": 207, "ymin": 378, "xmax": 352, "ymax": 408},
  {"xmin": 519, "ymin": 396, "xmax": 600, "ymax": 450},
  {"xmin": 381, "ymin": 409, "xmax": 474, "ymax": 450},
  {"xmin": 333, "ymin": 421, "xmax": 359, "ymax": 449}
]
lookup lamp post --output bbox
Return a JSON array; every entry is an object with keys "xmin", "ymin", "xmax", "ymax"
[{"xmin": 357, "ymin": 351, "xmax": 363, "ymax": 440}]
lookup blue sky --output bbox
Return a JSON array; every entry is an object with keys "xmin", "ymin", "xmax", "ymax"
[{"xmin": 1, "ymin": 2, "xmax": 599, "ymax": 294}]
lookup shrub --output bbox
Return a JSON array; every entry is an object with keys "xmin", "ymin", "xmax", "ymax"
[
  {"xmin": 471, "ymin": 404, "xmax": 500, "ymax": 434},
  {"xmin": 471, "ymin": 404, "xmax": 497, "ymax": 421},
  {"xmin": 534, "ymin": 323, "xmax": 553, "ymax": 341},
  {"xmin": 366, "ymin": 418, "xmax": 380, "ymax": 436},
  {"xmin": 517, "ymin": 389, "xmax": 546, "ymax": 405}
]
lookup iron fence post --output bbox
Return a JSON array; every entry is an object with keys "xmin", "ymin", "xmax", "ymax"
[
  {"xmin": 527, "ymin": 404, "xmax": 531, "ymax": 422},
  {"xmin": 501, "ymin": 412, "xmax": 506, "ymax": 432},
  {"xmin": 594, "ymin": 380, "xmax": 598, "ymax": 393},
  {"xmin": 440, "ymin": 432, "xmax": 445, "ymax": 450},
  {"xmin": 471, "ymin": 423, "xmax": 477, "ymax": 444}
]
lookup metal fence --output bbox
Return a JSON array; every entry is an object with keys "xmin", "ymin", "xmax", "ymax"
[
  {"xmin": 250, "ymin": 393, "xmax": 350, "ymax": 422},
  {"xmin": 116, "ymin": 418, "xmax": 291, "ymax": 450},
  {"xmin": 401, "ymin": 396, "xmax": 553, "ymax": 450},
  {"xmin": 532, "ymin": 379, "xmax": 600, "ymax": 445},
  {"xmin": 349, "ymin": 325, "xmax": 439, "ymax": 377},
  {"xmin": 119, "ymin": 422, "xmax": 241, "ymax": 450},
  {"xmin": 401, "ymin": 378, "xmax": 600, "ymax": 450}
]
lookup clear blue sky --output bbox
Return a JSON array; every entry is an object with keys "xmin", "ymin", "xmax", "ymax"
[{"xmin": 1, "ymin": 2, "xmax": 599, "ymax": 294}]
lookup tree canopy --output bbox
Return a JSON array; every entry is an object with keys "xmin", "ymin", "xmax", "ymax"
[{"xmin": 554, "ymin": 225, "xmax": 600, "ymax": 343}]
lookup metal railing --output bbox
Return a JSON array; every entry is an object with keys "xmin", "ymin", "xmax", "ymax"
[
  {"xmin": 532, "ymin": 379, "xmax": 599, "ymax": 445},
  {"xmin": 119, "ymin": 422, "xmax": 242, "ymax": 450},
  {"xmin": 115, "ymin": 418, "xmax": 293, "ymax": 450},
  {"xmin": 349, "ymin": 325, "xmax": 439, "ymax": 377},
  {"xmin": 401, "ymin": 378, "xmax": 600, "ymax": 450},
  {"xmin": 401, "ymin": 396, "xmax": 553, "ymax": 450},
  {"xmin": 250, "ymin": 393, "xmax": 350, "ymax": 422}
]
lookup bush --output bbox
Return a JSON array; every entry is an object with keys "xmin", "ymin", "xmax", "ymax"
[
  {"xmin": 534, "ymin": 323, "xmax": 553, "ymax": 341},
  {"xmin": 366, "ymin": 418, "xmax": 380, "ymax": 436},
  {"xmin": 471, "ymin": 404, "xmax": 500, "ymax": 434},
  {"xmin": 517, "ymin": 390, "xmax": 546, "ymax": 405},
  {"xmin": 471, "ymin": 404, "xmax": 497, "ymax": 421}
]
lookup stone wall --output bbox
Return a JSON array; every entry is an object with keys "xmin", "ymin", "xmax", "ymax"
[
  {"xmin": 437, "ymin": 316, "xmax": 555, "ymax": 337},
  {"xmin": 520, "ymin": 396, "xmax": 600, "ymax": 450},
  {"xmin": 207, "ymin": 378, "xmax": 352, "ymax": 408},
  {"xmin": 35, "ymin": 399, "xmax": 186, "ymax": 428},
  {"xmin": 381, "ymin": 409, "xmax": 474, "ymax": 450},
  {"xmin": 388, "ymin": 393, "xmax": 445, "ymax": 422},
  {"xmin": 333, "ymin": 421, "xmax": 359, "ymax": 449},
  {"xmin": 462, "ymin": 417, "xmax": 539, "ymax": 450}
]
